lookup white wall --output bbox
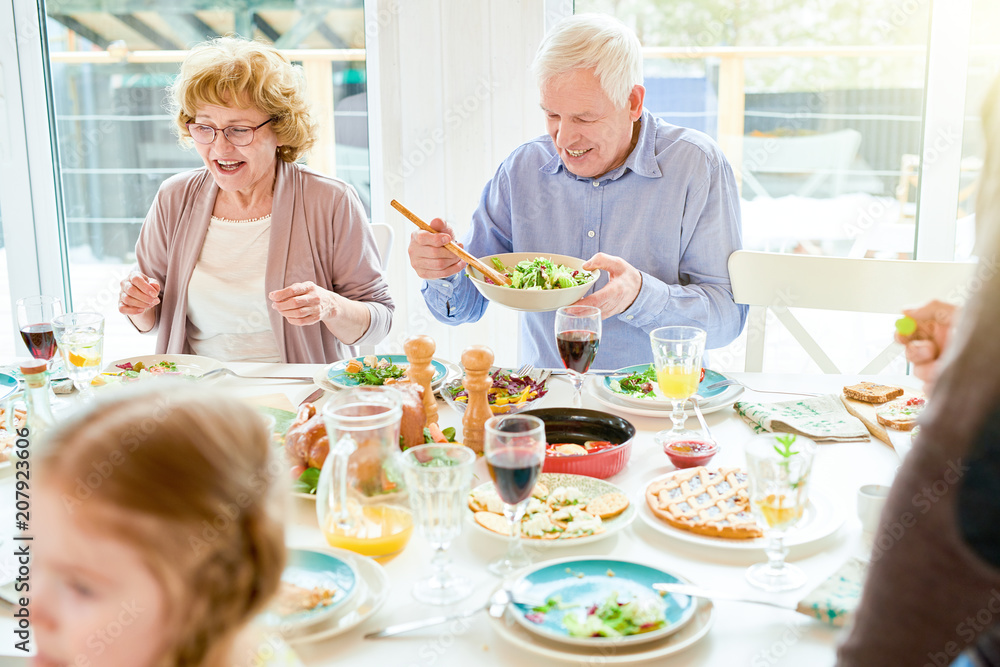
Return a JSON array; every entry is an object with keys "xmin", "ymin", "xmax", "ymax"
[{"xmin": 367, "ymin": 0, "xmax": 571, "ymax": 367}]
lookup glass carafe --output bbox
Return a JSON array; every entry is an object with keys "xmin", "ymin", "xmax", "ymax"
[{"xmin": 317, "ymin": 386, "xmax": 413, "ymax": 560}]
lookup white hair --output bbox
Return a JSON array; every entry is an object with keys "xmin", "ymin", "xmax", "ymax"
[{"xmin": 531, "ymin": 13, "xmax": 643, "ymax": 109}]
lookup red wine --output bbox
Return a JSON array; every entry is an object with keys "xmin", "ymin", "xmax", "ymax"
[
  {"xmin": 557, "ymin": 330, "xmax": 599, "ymax": 374},
  {"xmin": 20, "ymin": 324, "xmax": 57, "ymax": 360},
  {"xmin": 487, "ymin": 448, "xmax": 542, "ymax": 504}
]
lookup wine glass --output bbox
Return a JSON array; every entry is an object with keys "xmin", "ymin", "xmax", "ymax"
[
  {"xmin": 16, "ymin": 296, "xmax": 64, "ymax": 369},
  {"xmin": 400, "ymin": 444, "xmax": 476, "ymax": 604},
  {"xmin": 744, "ymin": 433, "xmax": 817, "ymax": 591},
  {"xmin": 484, "ymin": 414, "xmax": 545, "ymax": 576},
  {"xmin": 649, "ymin": 326, "xmax": 707, "ymax": 448},
  {"xmin": 554, "ymin": 305, "xmax": 602, "ymax": 408},
  {"xmin": 51, "ymin": 312, "xmax": 104, "ymax": 395}
]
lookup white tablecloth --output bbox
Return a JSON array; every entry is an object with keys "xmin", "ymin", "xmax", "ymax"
[{"xmin": 0, "ymin": 364, "xmax": 912, "ymax": 666}]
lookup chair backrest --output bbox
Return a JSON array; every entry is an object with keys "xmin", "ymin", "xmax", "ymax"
[
  {"xmin": 742, "ymin": 129, "xmax": 863, "ymax": 199},
  {"xmin": 728, "ymin": 250, "xmax": 977, "ymax": 373},
  {"xmin": 370, "ymin": 222, "xmax": 393, "ymax": 272}
]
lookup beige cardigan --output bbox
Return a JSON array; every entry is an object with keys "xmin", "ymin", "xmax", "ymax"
[{"xmin": 134, "ymin": 160, "xmax": 393, "ymax": 363}]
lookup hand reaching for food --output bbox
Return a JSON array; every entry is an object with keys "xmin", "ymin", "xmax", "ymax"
[{"xmin": 895, "ymin": 299, "xmax": 958, "ymax": 395}]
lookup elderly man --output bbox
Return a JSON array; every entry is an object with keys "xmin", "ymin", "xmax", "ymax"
[{"xmin": 408, "ymin": 14, "xmax": 746, "ymax": 369}]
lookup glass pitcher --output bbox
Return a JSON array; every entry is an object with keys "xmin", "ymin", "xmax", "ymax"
[{"xmin": 317, "ymin": 386, "xmax": 413, "ymax": 559}]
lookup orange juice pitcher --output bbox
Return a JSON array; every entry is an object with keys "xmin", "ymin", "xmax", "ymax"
[{"xmin": 317, "ymin": 387, "xmax": 413, "ymax": 559}]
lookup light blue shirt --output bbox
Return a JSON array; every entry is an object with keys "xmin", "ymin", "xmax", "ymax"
[{"xmin": 421, "ymin": 109, "xmax": 747, "ymax": 370}]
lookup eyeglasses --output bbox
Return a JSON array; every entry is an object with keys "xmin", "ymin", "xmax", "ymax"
[{"xmin": 185, "ymin": 118, "xmax": 274, "ymax": 146}]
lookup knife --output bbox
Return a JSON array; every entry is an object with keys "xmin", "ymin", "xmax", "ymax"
[
  {"xmin": 299, "ymin": 387, "xmax": 325, "ymax": 406},
  {"xmin": 652, "ymin": 583, "xmax": 794, "ymax": 610},
  {"xmin": 365, "ymin": 590, "xmax": 544, "ymax": 639}
]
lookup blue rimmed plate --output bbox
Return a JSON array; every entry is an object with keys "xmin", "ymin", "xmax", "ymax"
[
  {"xmin": 0, "ymin": 373, "xmax": 18, "ymax": 403},
  {"xmin": 603, "ymin": 366, "xmax": 737, "ymax": 409},
  {"xmin": 507, "ymin": 558, "xmax": 697, "ymax": 648},
  {"xmin": 260, "ymin": 548, "xmax": 359, "ymax": 631},
  {"xmin": 323, "ymin": 355, "xmax": 448, "ymax": 390}
]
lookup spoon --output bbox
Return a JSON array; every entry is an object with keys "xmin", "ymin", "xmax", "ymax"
[{"xmin": 689, "ymin": 395, "xmax": 714, "ymax": 442}]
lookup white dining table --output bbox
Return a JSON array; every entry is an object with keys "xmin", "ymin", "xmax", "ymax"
[{"xmin": 0, "ymin": 363, "xmax": 912, "ymax": 666}]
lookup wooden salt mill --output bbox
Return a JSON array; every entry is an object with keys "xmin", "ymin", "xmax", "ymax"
[
  {"xmin": 403, "ymin": 335, "xmax": 439, "ymax": 427},
  {"xmin": 461, "ymin": 345, "xmax": 494, "ymax": 454}
]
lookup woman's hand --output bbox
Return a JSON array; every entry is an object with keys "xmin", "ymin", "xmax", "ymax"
[
  {"xmin": 895, "ymin": 299, "xmax": 958, "ymax": 395},
  {"xmin": 269, "ymin": 281, "xmax": 336, "ymax": 326},
  {"xmin": 120, "ymin": 270, "xmax": 161, "ymax": 332}
]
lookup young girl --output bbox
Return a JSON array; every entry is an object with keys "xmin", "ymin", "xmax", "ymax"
[{"xmin": 33, "ymin": 387, "xmax": 302, "ymax": 666}]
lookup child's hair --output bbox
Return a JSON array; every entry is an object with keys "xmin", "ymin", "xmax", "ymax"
[{"xmin": 38, "ymin": 386, "xmax": 286, "ymax": 666}]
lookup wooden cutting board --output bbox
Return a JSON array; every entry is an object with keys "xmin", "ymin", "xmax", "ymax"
[{"xmin": 840, "ymin": 387, "xmax": 923, "ymax": 447}]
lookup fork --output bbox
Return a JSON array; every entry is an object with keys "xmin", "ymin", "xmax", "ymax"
[
  {"xmin": 513, "ymin": 363, "xmax": 533, "ymax": 377},
  {"xmin": 193, "ymin": 368, "xmax": 313, "ymax": 382},
  {"xmin": 702, "ymin": 378, "xmax": 821, "ymax": 397}
]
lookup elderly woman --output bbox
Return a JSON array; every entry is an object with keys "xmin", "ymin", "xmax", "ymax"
[{"xmin": 118, "ymin": 37, "xmax": 393, "ymax": 363}]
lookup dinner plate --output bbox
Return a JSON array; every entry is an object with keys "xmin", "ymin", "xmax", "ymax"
[
  {"xmin": 507, "ymin": 558, "xmax": 697, "ymax": 648},
  {"xmin": 260, "ymin": 548, "xmax": 359, "ymax": 631},
  {"xmin": 467, "ymin": 472, "xmax": 636, "ymax": 548},
  {"xmin": 603, "ymin": 366, "xmax": 733, "ymax": 409},
  {"xmin": 100, "ymin": 354, "xmax": 223, "ymax": 382},
  {"xmin": 638, "ymin": 472, "xmax": 844, "ymax": 551},
  {"xmin": 282, "ymin": 546, "xmax": 390, "ymax": 644},
  {"xmin": 590, "ymin": 377, "xmax": 743, "ymax": 419},
  {"xmin": 489, "ymin": 566, "xmax": 713, "ymax": 664},
  {"xmin": 440, "ymin": 366, "xmax": 550, "ymax": 415},
  {"xmin": 315, "ymin": 355, "xmax": 451, "ymax": 392}
]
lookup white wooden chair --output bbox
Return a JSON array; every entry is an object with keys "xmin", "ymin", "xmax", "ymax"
[
  {"xmin": 370, "ymin": 222, "xmax": 393, "ymax": 272},
  {"xmin": 741, "ymin": 129, "xmax": 863, "ymax": 200},
  {"xmin": 728, "ymin": 250, "xmax": 977, "ymax": 373}
]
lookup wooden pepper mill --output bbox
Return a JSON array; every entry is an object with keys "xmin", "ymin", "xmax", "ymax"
[
  {"xmin": 403, "ymin": 335, "xmax": 439, "ymax": 427},
  {"xmin": 461, "ymin": 345, "xmax": 494, "ymax": 454}
]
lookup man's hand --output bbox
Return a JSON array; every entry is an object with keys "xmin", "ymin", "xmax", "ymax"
[
  {"xmin": 269, "ymin": 281, "xmax": 337, "ymax": 326},
  {"xmin": 895, "ymin": 299, "xmax": 958, "ymax": 395},
  {"xmin": 119, "ymin": 270, "xmax": 161, "ymax": 316},
  {"xmin": 407, "ymin": 217, "xmax": 466, "ymax": 279},
  {"xmin": 573, "ymin": 252, "xmax": 642, "ymax": 317}
]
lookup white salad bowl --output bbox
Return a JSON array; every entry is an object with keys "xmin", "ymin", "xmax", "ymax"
[{"xmin": 466, "ymin": 252, "xmax": 600, "ymax": 313}]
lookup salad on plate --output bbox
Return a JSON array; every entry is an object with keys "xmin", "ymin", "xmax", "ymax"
[
  {"xmin": 528, "ymin": 592, "xmax": 668, "ymax": 638},
  {"xmin": 444, "ymin": 368, "xmax": 548, "ymax": 414},
  {"xmin": 94, "ymin": 360, "xmax": 198, "ymax": 385}
]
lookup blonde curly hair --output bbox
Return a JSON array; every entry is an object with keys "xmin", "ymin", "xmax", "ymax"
[
  {"xmin": 38, "ymin": 387, "xmax": 286, "ymax": 667},
  {"xmin": 169, "ymin": 36, "xmax": 316, "ymax": 163}
]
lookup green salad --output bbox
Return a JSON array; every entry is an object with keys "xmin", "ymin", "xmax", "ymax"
[
  {"xmin": 609, "ymin": 364, "xmax": 657, "ymax": 399},
  {"xmin": 527, "ymin": 592, "xmax": 668, "ymax": 638},
  {"xmin": 490, "ymin": 257, "xmax": 595, "ymax": 290}
]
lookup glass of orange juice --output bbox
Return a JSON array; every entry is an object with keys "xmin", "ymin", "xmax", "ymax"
[
  {"xmin": 649, "ymin": 326, "xmax": 707, "ymax": 449},
  {"xmin": 317, "ymin": 387, "xmax": 413, "ymax": 560}
]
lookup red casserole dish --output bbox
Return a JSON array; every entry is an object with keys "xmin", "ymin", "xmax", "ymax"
[{"xmin": 522, "ymin": 408, "xmax": 635, "ymax": 479}]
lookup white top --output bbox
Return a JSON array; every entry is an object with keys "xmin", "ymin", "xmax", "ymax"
[{"xmin": 186, "ymin": 215, "xmax": 282, "ymax": 362}]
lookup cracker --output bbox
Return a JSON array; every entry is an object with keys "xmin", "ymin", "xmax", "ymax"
[
  {"xmin": 474, "ymin": 511, "xmax": 514, "ymax": 536},
  {"xmin": 586, "ymin": 492, "xmax": 630, "ymax": 519}
]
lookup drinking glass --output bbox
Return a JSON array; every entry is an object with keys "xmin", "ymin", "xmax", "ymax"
[
  {"xmin": 317, "ymin": 387, "xmax": 413, "ymax": 561},
  {"xmin": 16, "ymin": 296, "xmax": 64, "ymax": 368},
  {"xmin": 649, "ymin": 326, "xmax": 707, "ymax": 447},
  {"xmin": 484, "ymin": 414, "xmax": 545, "ymax": 576},
  {"xmin": 52, "ymin": 312, "xmax": 104, "ymax": 394},
  {"xmin": 744, "ymin": 433, "xmax": 817, "ymax": 591},
  {"xmin": 400, "ymin": 444, "xmax": 476, "ymax": 604},
  {"xmin": 554, "ymin": 305, "xmax": 602, "ymax": 408}
]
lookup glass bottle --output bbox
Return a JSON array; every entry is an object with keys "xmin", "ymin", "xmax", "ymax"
[{"xmin": 18, "ymin": 358, "xmax": 56, "ymax": 436}]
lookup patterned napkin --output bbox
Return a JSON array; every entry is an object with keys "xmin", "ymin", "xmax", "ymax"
[
  {"xmin": 797, "ymin": 557, "xmax": 868, "ymax": 627},
  {"xmin": 734, "ymin": 394, "xmax": 870, "ymax": 442}
]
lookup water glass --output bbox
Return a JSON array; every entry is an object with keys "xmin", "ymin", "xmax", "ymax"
[
  {"xmin": 400, "ymin": 444, "xmax": 476, "ymax": 604},
  {"xmin": 51, "ymin": 312, "xmax": 104, "ymax": 394},
  {"xmin": 744, "ymin": 433, "xmax": 817, "ymax": 591},
  {"xmin": 484, "ymin": 414, "xmax": 545, "ymax": 576}
]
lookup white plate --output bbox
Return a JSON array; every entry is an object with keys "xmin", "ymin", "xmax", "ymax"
[
  {"xmin": 101, "ymin": 354, "xmax": 223, "ymax": 380},
  {"xmin": 312, "ymin": 356, "xmax": 461, "ymax": 393},
  {"xmin": 467, "ymin": 472, "xmax": 636, "ymax": 548},
  {"xmin": 259, "ymin": 548, "xmax": 360, "ymax": 631},
  {"xmin": 602, "ymin": 367, "xmax": 739, "ymax": 410},
  {"xmin": 489, "ymin": 574, "xmax": 713, "ymax": 664},
  {"xmin": 590, "ymin": 377, "xmax": 743, "ymax": 419},
  {"xmin": 638, "ymin": 473, "xmax": 844, "ymax": 551},
  {"xmin": 282, "ymin": 547, "xmax": 389, "ymax": 644}
]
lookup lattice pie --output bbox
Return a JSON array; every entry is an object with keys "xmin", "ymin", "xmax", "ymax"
[{"xmin": 645, "ymin": 467, "xmax": 763, "ymax": 539}]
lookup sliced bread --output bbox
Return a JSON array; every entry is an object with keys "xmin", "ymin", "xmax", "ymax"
[
  {"xmin": 843, "ymin": 382, "xmax": 904, "ymax": 404},
  {"xmin": 876, "ymin": 397, "xmax": 926, "ymax": 431}
]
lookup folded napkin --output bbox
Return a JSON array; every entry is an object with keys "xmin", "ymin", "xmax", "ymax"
[
  {"xmin": 797, "ymin": 557, "xmax": 868, "ymax": 627},
  {"xmin": 734, "ymin": 394, "xmax": 870, "ymax": 443}
]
